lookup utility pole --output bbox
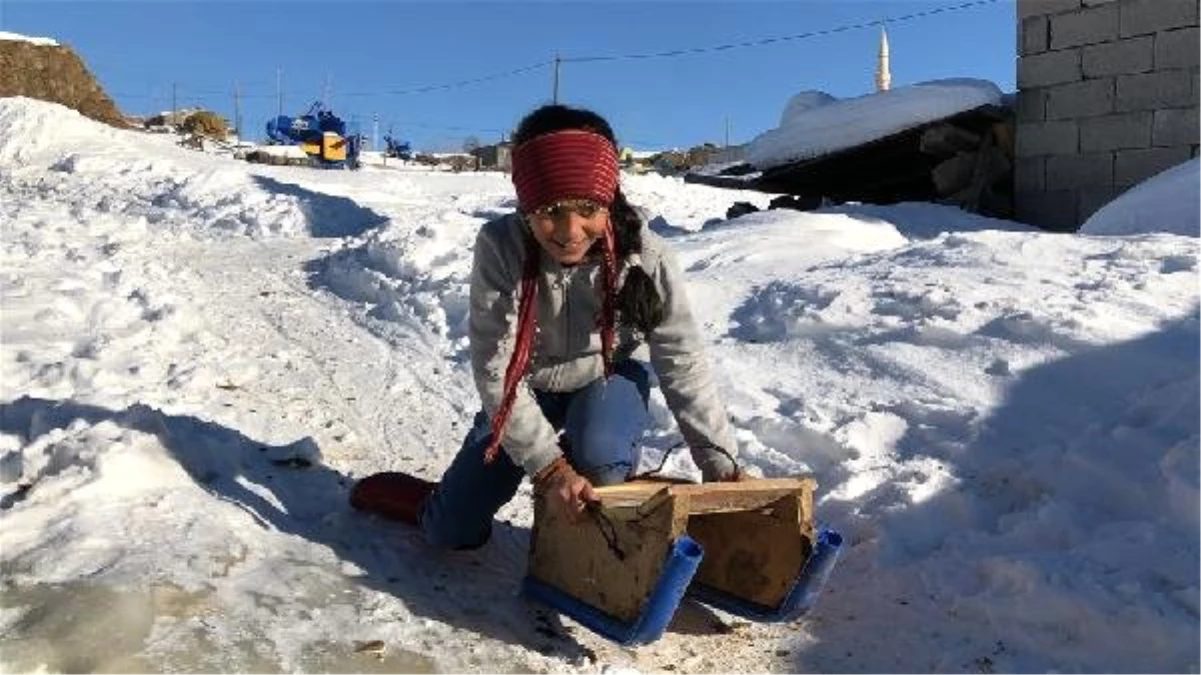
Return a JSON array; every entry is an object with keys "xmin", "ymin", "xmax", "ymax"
[
  {"xmin": 372, "ymin": 113, "xmax": 379, "ymax": 152},
  {"xmin": 276, "ymin": 67, "xmax": 283, "ymax": 117},
  {"xmin": 233, "ymin": 80, "xmax": 242, "ymax": 141},
  {"xmin": 552, "ymin": 53, "xmax": 561, "ymax": 104},
  {"xmin": 171, "ymin": 82, "xmax": 177, "ymax": 128},
  {"xmin": 323, "ymin": 72, "xmax": 332, "ymax": 107},
  {"xmin": 724, "ymin": 116, "xmax": 730, "ymax": 148}
]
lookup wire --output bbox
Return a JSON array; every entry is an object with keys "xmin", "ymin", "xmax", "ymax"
[
  {"xmin": 339, "ymin": 60, "xmax": 551, "ymax": 97},
  {"xmin": 107, "ymin": 0, "xmax": 999, "ymax": 108},
  {"xmin": 564, "ymin": 0, "xmax": 1005, "ymax": 63}
]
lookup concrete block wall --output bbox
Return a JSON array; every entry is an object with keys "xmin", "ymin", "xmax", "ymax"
[{"xmin": 1015, "ymin": 0, "xmax": 1199, "ymax": 230}]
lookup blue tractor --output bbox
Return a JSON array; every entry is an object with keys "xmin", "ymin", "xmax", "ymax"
[
  {"xmin": 383, "ymin": 134, "xmax": 413, "ymax": 161},
  {"xmin": 265, "ymin": 101, "xmax": 362, "ymax": 169}
]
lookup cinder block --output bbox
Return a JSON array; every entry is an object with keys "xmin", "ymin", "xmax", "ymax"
[
  {"xmin": 1018, "ymin": 49, "xmax": 1083, "ymax": 88},
  {"xmin": 1016, "ymin": 156, "xmax": 1048, "ymax": 192},
  {"xmin": 1153, "ymin": 107, "xmax": 1200, "ymax": 146},
  {"xmin": 1115, "ymin": 146, "xmax": 1194, "ymax": 183},
  {"xmin": 1016, "ymin": 120, "xmax": 1080, "ymax": 156},
  {"xmin": 1079, "ymin": 185, "xmax": 1127, "ymax": 220},
  {"xmin": 1046, "ymin": 78, "xmax": 1115, "ymax": 119},
  {"xmin": 1155, "ymin": 28, "xmax": 1201, "ymax": 69},
  {"xmin": 1016, "ymin": 89, "xmax": 1048, "ymax": 122},
  {"xmin": 1022, "ymin": 15, "xmax": 1050, "ymax": 55},
  {"xmin": 1120, "ymin": 0, "xmax": 1199, "ymax": 37},
  {"xmin": 1015, "ymin": 189, "xmax": 1081, "ymax": 231},
  {"xmin": 1051, "ymin": 4, "xmax": 1119, "ymax": 49},
  {"xmin": 1019, "ymin": 0, "xmax": 1083, "ymax": 20},
  {"xmin": 1116, "ymin": 70, "xmax": 1196, "ymax": 111},
  {"xmin": 1080, "ymin": 111, "xmax": 1154, "ymax": 151},
  {"xmin": 1047, "ymin": 152, "xmax": 1115, "ymax": 189},
  {"xmin": 1082, "ymin": 36, "xmax": 1154, "ymax": 77}
]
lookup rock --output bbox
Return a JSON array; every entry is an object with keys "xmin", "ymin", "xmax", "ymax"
[
  {"xmin": 726, "ymin": 201, "xmax": 760, "ymax": 219},
  {"xmin": 769, "ymin": 194, "xmax": 822, "ymax": 211}
]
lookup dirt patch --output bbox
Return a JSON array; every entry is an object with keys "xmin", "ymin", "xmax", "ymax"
[{"xmin": 0, "ymin": 39, "xmax": 129, "ymax": 128}]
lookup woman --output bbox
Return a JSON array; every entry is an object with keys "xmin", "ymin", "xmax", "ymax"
[{"xmin": 352, "ymin": 103, "xmax": 740, "ymax": 550}]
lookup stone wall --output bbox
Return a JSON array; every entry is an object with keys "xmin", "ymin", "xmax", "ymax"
[{"xmin": 1015, "ymin": 0, "xmax": 1199, "ymax": 230}]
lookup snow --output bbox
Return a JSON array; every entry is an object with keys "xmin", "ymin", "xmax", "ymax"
[
  {"xmin": 748, "ymin": 78, "xmax": 1004, "ymax": 170},
  {"xmin": 1081, "ymin": 158, "xmax": 1201, "ymax": 237},
  {"xmin": 0, "ymin": 31, "xmax": 59, "ymax": 46},
  {"xmin": 778, "ymin": 90, "xmax": 839, "ymax": 126},
  {"xmin": 1, "ymin": 96, "xmax": 1198, "ymax": 674}
]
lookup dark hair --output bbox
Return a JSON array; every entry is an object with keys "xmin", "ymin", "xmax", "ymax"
[{"xmin": 513, "ymin": 104, "xmax": 664, "ymax": 335}]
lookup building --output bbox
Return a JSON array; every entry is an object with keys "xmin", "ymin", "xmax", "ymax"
[
  {"xmin": 471, "ymin": 142, "xmax": 512, "ymax": 171},
  {"xmin": 1014, "ymin": 0, "xmax": 1199, "ymax": 231}
]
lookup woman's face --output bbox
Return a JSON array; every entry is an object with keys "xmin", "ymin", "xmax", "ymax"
[{"xmin": 526, "ymin": 199, "xmax": 610, "ymax": 266}]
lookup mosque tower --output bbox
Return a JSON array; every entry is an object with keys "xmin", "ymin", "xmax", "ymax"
[{"xmin": 876, "ymin": 27, "xmax": 892, "ymax": 92}]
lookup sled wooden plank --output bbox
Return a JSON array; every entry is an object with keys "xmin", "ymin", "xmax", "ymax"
[
  {"xmin": 529, "ymin": 490, "xmax": 686, "ymax": 623},
  {"xmin": 672, "ymin": 478, "xmax": 815, "ymax": 515},
  {"xmin": 687, "ymin": 493, "xmax": 810, "ymax": 608},
  {"xmin": 594, "ymin": 477, "xmax": 815, "ymax": 516}
]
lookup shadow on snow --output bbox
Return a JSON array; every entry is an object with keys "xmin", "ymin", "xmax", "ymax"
[
  {"xmin": 1, "ymin": 391, "xmax": 760, "ymax": 665},
  {"xmin": 250, "ymin": 175, "xmax": 389, "ymax": 238},
  {"xmin": 0, "ymin": 397, "xmax": 596, "ymax": 665},
  {"xmin": 789, "ymin": 312, "xmax": 1199, "ymax": 673}
]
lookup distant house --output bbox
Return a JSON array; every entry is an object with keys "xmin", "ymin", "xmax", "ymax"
[{"xmin": 471, "ymin": 142, "xmax": 512, "ymax": 171}]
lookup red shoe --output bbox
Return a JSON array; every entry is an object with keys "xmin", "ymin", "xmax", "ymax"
[{"xmin": 350, "ymin": 472, "xmax": 437, "ymax": 525}]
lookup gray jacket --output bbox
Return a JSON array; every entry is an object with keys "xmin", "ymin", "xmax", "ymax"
[{"xmin": 469, "ymin": 212, "xmax": 737, "ymax": 479}]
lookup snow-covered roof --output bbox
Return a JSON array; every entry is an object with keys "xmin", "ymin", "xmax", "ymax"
[
  {"xmin": 0, "ymin": 31, "xmax": 59, "ymax": 47},
  {"xmin": 748, "ymin": 78, "xmax": 1003, "ymax": 170}
]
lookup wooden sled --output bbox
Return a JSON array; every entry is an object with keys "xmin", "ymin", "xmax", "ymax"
[{"xmin": 522, "ymin": 477, "xmax": 843, "ymax": 645}]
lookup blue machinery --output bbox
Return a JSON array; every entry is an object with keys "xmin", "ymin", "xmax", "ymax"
[
  {"xmin": 265, "ymin": 101, "xmax": 362, "ymax": 169},
  {"xmin": 383, "ymin": 134, "xmax": 413, "ymax": 161}
]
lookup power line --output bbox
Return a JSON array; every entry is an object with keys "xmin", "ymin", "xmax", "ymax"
[
  {"xmin": 563, "ymin": 0, "xmax": 1005, "ymax": 63},
  {"xmin": 108, "ymin": 0, "xmax": 1000, "ymax": 107},
  {"xmin": 339, "ymin": 60, "xmax": 550, "ymax": 98}
]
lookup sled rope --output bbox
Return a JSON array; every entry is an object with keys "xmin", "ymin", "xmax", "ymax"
[
  {"xmin": 586, "ymin": 500, "xmax": 626, "ymax": 561},
  {"xmin": 631, "ymin": 441, "xmax": 741, "ymax": 482}
]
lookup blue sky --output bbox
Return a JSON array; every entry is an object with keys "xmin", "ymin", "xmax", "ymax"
[{"xmin": 3, "ymin": 0, "xmax": 1016, "ymax": 151}]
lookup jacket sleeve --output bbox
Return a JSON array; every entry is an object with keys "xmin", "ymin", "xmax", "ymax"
[
  {"xmin": 646, "ymin": 245, "xmax": 739, "ymax": 481},
  {"xmin": 469, "ymin": 225, "xmax": 561, "ymax": 477}
]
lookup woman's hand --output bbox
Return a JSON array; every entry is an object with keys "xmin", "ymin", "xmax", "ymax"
[{"xmin": 533, "ymin": 456, "xmax": 597, "ymax": 523}]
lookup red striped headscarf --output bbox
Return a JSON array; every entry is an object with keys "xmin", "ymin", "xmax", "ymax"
[
  {"xmin": 483, "ymin": 130, "xmax": 621, "ymax": 464},
  {"xmin": 511, "ymin": 129, "xmax": 620, "ymax": 213}
]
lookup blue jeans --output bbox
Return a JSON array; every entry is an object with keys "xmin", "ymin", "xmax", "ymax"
[{"xmin": 421, "ymin": 360, "xmax": 653, "ymax": 550}]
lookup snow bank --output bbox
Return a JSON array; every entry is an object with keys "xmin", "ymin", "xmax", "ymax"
[
  {"xmin": 0, "ymin": 98, "xmax": 382, "ymax": 238},
  {"xmin": 0, "ymin": 31, "xmax": 59, "ymax": 46},
  {"xmin": 749, "ymin": 78, "xmax": 1004, "ymax": 169},
  {"xmin": 1080, "ymin": 158, "xmax": 1200, "ymax": 236}
]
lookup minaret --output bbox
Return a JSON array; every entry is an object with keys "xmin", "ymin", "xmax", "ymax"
[{"xmin": 876, "ymin": 27, "xmax": 892, "ymax": 92}]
